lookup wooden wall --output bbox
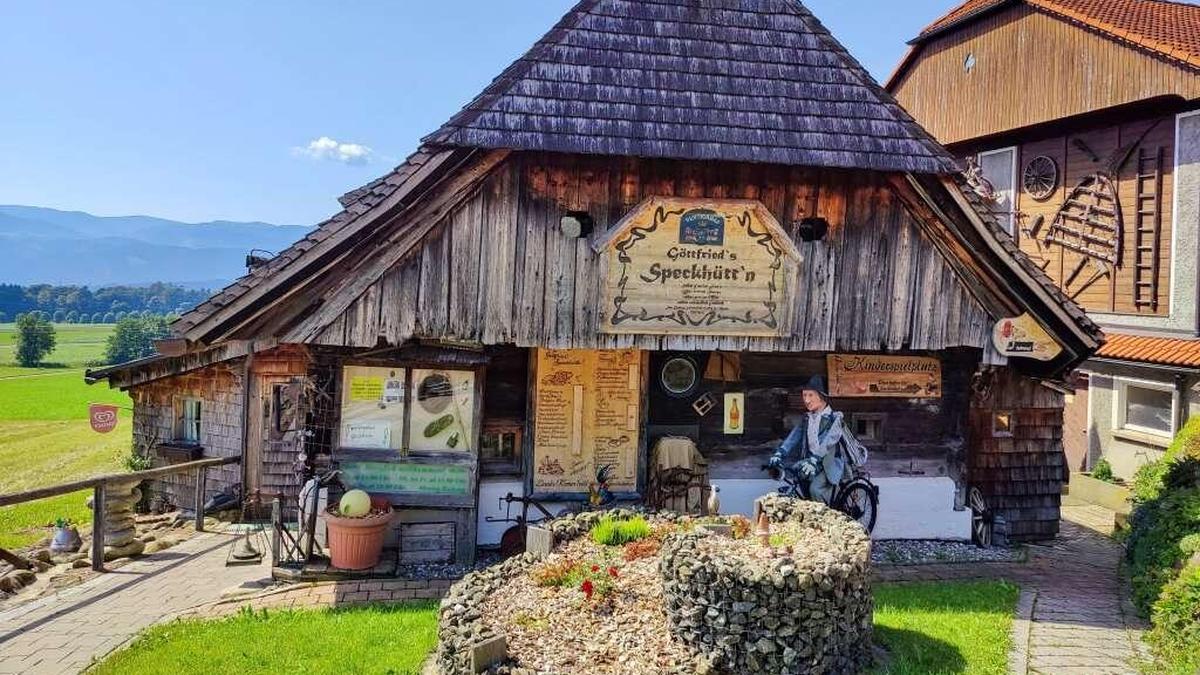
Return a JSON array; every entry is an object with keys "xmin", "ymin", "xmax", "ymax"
[
  {"xmin": 968, "ymin": 368, "xmax": 1066, "ymax": 541},
  {"xmin": 962, "ymin": 110, "xmax": 1177, "ymax": 316},
  {"xmin": 132, "ymin": 362, "xmax": 245, "ymax": 511},
  {"xmin": 891, "ymin": 5, "xmax": 1200, "ymax": 145},
  {"xmin": 297, "ymin": 153, "xmax": 997, "ymax": 357}
]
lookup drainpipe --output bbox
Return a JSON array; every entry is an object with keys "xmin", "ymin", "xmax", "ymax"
[{"xmin": 1175, "ymin": 373, "xmax": 1190, "ymax": 434}]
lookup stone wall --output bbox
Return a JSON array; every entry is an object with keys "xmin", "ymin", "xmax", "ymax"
[{"xmin": 661, "ymin": 496, "xmax": 873, "ymax": 675}]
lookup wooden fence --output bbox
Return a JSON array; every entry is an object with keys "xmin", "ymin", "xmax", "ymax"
[{"xmin": 0, "ymin": 456, "xmax": 240, "ymax": 571}]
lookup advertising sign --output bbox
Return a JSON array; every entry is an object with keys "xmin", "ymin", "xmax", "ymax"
[
  {"xmin": 826, "ymin": 354, "xmax": 942, "ymax": 398},
  {"xmin": 992, "ymin": 313, "xmax": 1063, "ymax": 361},
  {"xmin": 89, "ymin": 404, "xmax": 119, "ymax": 433}
]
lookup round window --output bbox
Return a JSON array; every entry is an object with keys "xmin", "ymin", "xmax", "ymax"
[{"xmin": 660, "ymin": 357, "xmax": 699, "ymax": 397}]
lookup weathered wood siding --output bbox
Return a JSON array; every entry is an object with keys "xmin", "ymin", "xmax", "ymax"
[
  {"xmin": 299, "ymin": 153, "xmax": 997, "ymax": 355},
  {"xmin": 131, "ymin": 362, "xmax": 245, "ymax": 510},
  {"xmin": 968, "ymin": 368, "xmax": 1066, "ymax": 541},
  {"xmin": 891, "ymin": 5, "xmax": 1200, "ymax": 145},
  {"xmin": 959, "ymin": 110, "xmax": 1177, "ymax": 316}
]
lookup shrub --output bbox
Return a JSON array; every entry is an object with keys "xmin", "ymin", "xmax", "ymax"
[
  {"xmin": 530, "ymin": 558, "xmax": 583, "ymax": 587},
  {"xmin": 14, "ymin": 313, "xmax": 56, "ymax": 367},
  {"xmin": 1133, "ymin": 418, "xmax": 1200, "ymax": 504},
  {"xmin": 590, "ymin": 516, "xmax": 651, "ymax": 546},
  {"xmin": 1146, "ymin": 564, "xmax": 1200, "ymax": 674},
  {"xmin": 1127, "ymin": 487, "xmax": 1200, "ymax": 614},
  {"xmin": 1091, "ymin": 458, "xmax": 1115, "ymax": 483},
  {"xmin": 730, "ymin": 514, "xmax": 752, "ymax": 540}
]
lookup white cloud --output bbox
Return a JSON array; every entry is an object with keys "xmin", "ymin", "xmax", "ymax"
[{"xmin": 293, "ymin": 136, "xmax": 373, "ymax": 165}]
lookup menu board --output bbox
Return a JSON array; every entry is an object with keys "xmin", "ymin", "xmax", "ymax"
[
  {"xmin": 340, "ymin": 366, "xmax": 406, "ymax": 450},
  {"xmin": 826, "ymin": 354, "xmax": 941, "ymax": 398},
  {"xmin": 533, "ymin": 349, "xmax": 640, "ymax": 494}
]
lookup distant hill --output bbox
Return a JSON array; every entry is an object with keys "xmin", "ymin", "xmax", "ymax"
[{"xmin": 0, "ymin": 205, "xmax": 312, "ymax": 286}]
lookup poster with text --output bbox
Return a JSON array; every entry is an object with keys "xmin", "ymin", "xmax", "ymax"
[{"xmin": 340, "ymin": 366, "xmax": 406, "ymax": 450}]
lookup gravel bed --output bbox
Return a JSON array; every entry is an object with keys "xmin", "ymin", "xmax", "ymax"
[
  {"xmin": 398, "ymin": 551, "xmax": 502, "ymax": 580},
  {"xmin": 870, "ymin": 539, "xmax": 1024, "ymax": 565},
  {"xmin": 478, "ymin": 535, "xmax": 703, "ymax": 675}
]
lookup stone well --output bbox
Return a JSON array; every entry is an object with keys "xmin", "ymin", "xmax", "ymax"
[{"xmin": 660, "ymin": 495, "xmax": 873, "ymax": 674}]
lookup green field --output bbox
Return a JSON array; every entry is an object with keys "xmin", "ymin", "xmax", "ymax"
[{"xmin": 0, "ymin": 323, "xmax": 132, "ymax": 548}]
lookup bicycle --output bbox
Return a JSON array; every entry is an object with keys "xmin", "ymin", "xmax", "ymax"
[{"xmin": 762, "ymin": 463, "xmax": 880, "ymax": 533}]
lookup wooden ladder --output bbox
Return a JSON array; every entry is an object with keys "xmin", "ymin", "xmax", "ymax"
[{"xmin": 1133, "ymin": 147, "xmax": 1163, "ymax": 311}]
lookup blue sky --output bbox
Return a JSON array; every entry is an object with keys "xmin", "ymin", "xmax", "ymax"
[{"xmin": 0, "ymin": 1, "xmax": 959, "ymax": 226}]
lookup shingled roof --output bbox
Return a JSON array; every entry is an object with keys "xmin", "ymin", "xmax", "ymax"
[
  {"xmin": 423, "ymin": 0, "xmax": 958, "ymax": 174},
  {"xmin": 910, "ymin": 0, "xmax": 1200, "ymax": 69}
]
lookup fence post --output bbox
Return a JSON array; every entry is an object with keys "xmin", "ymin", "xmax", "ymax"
[
  {"xmin": 270, "ymin": 497, "xmax": 281, "ymax": 566},
  {"xmin": 194, "ymin": 466, "xmax": 207, "ymax": 532},
  {"xmin": 91, "ymin": 482, "xmax": 106, "ymax": 572}
]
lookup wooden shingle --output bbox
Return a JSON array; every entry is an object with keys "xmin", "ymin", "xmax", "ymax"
[{"xmin": 423, "ymin": 0, "xmax": 958, "ymax": 174}]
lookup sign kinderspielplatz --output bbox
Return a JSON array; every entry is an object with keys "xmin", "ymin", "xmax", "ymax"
[{"xmin": 597, "ymin": 197, "xmax": 800, "ymax": 336}]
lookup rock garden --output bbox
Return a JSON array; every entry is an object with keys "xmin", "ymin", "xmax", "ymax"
[{"xmin": 436, "ymin": 495, "xmax": 873, "ymax": 675}]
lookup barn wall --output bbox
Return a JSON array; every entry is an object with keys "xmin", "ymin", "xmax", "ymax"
[
  {"xmin": 890, "ymin": 5, "xmax": 1200, "ymax": 145},
  {"xmin": 301, "ymin": 153, "xmax": 996, "ymax": 355},
  {"xmin": 131, "ymin": 360, "xmax": 245, "ymax": 511}
]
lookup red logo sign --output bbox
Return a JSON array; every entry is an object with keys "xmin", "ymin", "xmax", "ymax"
[{"xmin": 89, "ymin": 404, "xmax": 119, "ymax": 433}]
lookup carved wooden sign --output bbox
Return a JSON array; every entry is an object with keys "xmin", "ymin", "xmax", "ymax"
[
  {"xmin": 594, "ymin": 197, "xmax": 800, "ymax": 336},
  {"xmin": 826, "ymin": 354, "xmax": 942, "ymax": 398}
]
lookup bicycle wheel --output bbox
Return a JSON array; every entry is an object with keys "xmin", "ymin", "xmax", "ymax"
[{"xmin": 836, "ymin": 481, "xmax": 878, "ymax": 533}]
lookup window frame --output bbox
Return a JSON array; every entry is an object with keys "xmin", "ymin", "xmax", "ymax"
[
  {"xmin": 977, "ymin": 146, "xmax": 1019, "ymax": 235},
  {"xmin": 1112, "ymin": 376, "xmax": 1177, "ymax": 438},
  {"xmin": 479, "ymin": 418, "xmax": 524, "ymax": 476},
  {"xmin": 178, "ymin": 397, "xmax": 202, "ymax": 445}
]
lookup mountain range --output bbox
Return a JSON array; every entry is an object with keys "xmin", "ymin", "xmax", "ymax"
[{"xmin": 0, "ymin": 205, "xmax": 313, "ymax": 287}]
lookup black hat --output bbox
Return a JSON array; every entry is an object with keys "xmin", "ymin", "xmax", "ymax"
[{"xmin": 801, "ymin": 375, "xmax": 829, "ymax": 400}]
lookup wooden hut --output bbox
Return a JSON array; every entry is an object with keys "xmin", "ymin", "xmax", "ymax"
[{"xmin": 88, "ymin": 0, "xmax": 1102, "ymax": 564}]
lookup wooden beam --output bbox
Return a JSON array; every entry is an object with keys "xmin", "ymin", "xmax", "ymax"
[
  {"xmin": 285, "ymin": 150, "xmax": 512, "ymax": 344},
  {"xmin": 181, "ymin": 148, "xmax": 469, "ymax": 344},
  {"xmin": 0, "ymin": 456, "xmax": 240, "ymax": 507}
]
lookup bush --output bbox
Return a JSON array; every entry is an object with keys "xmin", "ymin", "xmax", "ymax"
[
  {"xmin": 622, "ymin": 538, "xmax": 662, "ymax": 561},
  {"xmin": 590, "ymin": 516, "xmax": 651, "ymax": 546},
  {"xmin": 1133, "ymin": 417, "xmax": 1200, "ymax": 504},
  {"xmin": 1146, "ymin": 564, "xmax": 1200, "ymax": 674},
  {"xmin": 14, "ymin": 313, "xmax": 56, "ymax": 366},
  {"xmin": 1127, "ymin": 487, "xmax": 1200, "ymax": 614},
  {"xmin": 1092, "ymin": 458, "xmax": 1116, "ymax": 483},
  {"xmin": 105, "ymin": 315, "xmax": 170, "ymax": 364}
]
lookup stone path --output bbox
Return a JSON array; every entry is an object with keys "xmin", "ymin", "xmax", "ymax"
[
  {"xmin": 877, "ymin": 502, "xmax": 1148, "ymax": 674},
  {"xmin": 0, "ymin": 531, "xmax": 269, "ymax": 674}
]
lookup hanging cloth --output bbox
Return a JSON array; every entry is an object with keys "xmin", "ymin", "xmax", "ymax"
[{"xmin": 703, "ymin": 352, "xmax": 741, "ymax": 382}]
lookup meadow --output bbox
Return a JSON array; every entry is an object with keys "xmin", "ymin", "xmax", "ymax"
[{"xmin": 0, "ymin": 323, "xmax": 132, "ymax": 548}]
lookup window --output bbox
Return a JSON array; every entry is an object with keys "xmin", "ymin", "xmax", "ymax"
[
  {"xmin": 992, "ymin": 410, "xmax": 1014, "ymax": 438},
  {"xmin": 1114, "ymin": 378, "xmax": 1176, "ymax": 437},
  {"xmin": 849, "ymin": 412, "xmax": 885, "ymax": 442},
  {"xmin": 480, "ymin": 420, "xmax": 523, "ymax": 474},
  {"xmin": 978, "ymin": 147, "xmax": 1018, "ymax": 235},
  {"xmin": 179, "ymin": 398, "xmax": 202, "ymax": 444}
]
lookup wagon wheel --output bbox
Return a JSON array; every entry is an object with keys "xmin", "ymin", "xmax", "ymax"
[
  {"xmin": 969, "ymin": 486, "xmax": 993, "ymax": 548},
  {"xmin": 1022, "ymin": 155, "xmax": 1058, "ymax": 201}
]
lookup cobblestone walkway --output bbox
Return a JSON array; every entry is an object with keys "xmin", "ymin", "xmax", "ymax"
[
  {"xmin": 0, "ymin": 531, "xmax": 269, "ymax": 675},
  {"xmin": 877, "ymin": 503, "xmax": 1148, "ymax": 674}
]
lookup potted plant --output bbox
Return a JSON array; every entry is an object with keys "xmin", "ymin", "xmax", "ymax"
[
  {"xmin": 49, "ymin": 517, "xmax": 82, "ymax": 554},
  {"xmin": 321, "ymin": 490, "xmax": 393, "ymax": 570}
]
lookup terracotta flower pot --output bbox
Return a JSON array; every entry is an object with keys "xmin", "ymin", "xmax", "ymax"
[{"xmin": 322, "ymin": 497, "xmax": 393, "ymax": 570}]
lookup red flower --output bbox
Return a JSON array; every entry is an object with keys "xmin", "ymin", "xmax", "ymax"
[
  {"xmin": 607, "ymin": 566, "xmax": 619, "ymax": 578},
  {"xmin": 581, "ymin": 578, "xmax": 594, "ymax": 600},
  {"xmin": 591, "ymin": 564, "xmax": 600, "ymax": 573}
]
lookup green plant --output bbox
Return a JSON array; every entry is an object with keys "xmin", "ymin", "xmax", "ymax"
[
  {"xmin": 1146, "ymin": 564, "xmax": 1200, "ymax": 674},
  {"xmin": 123, "ymin": 445, "xmax": 153, "ymax": 472},
  {"xmin": 530, "ymin": 558, "xmax": 583, "ymax": 587},
  {"xmin": 1133, "ymin": 417, "xmax": 1200, "ymax": 503},
  {"xmin": 104, "ymin": 315, "xmax": 170, "ymax": 365},
  {"xmin": 1127, "ymin": 487, "xmax": 1200, "ymax": 614},
  {"xmin": 53, "ymin": 517, "xmax": 73, "ymax": 529},
  {"xmin": 590, "ymin": 515, "xmax": 651, "ymax": 546},
  {"xmin": 1091, "ymin": 458, "xmax": 1116, "ymax": 483},
  {"xmin": 729, "ymin": 514, "xmax": 751, "ymax": 539}
]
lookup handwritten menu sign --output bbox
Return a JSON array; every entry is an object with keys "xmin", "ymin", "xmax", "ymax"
[
  {"xmin": 533, "ymin": 349, "xmax": 640, "ymax": 494},
  {"xmin": 598, "ymin": 197, "xmax": 800, "ymax": 337},
  {"xmin": 827, "ymin": 354, "xmax": 942, "ymax": 398}
]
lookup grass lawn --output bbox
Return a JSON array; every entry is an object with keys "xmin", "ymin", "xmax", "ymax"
[
  {"xmin": 92, "ymin": 602, "xmax": 440, "ymax": 675},
  {"xmin": 0, "ymin": 322, "xmax": 115, "ymax": 367},
  {"xmin": 872, "ymin": 580, "xmax": 1019, "ymax": 675},
  {"xmin": 92, "ymin": 581, "xmax": 1017, "ymax": 675},
  {"xmin": 0, "ymin": 323, "xmax": 132, "ymax": 547}
]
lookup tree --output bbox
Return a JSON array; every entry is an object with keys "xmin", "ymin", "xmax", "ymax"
[
  {"xmin": 0, "ymin": 311, "xmax": 7, "ymax": 324},
  {"xmin": 91, "ymin": 312, "xmax": 103, "ymax": 323},
  {"xmin": 65, "ymin": 310, "xmax": 79, "ymax": 323},
  {"xmin": 114, "ymin": 311, "xmax": 126, "ymax": 321},
  {"xmin": 14, "ymin": 312, "xmax": 25, "ymax": 322},
  {"xmin": 105, "ymin": 315, "xmax": 170, "ymax": 364},
  {"xmin": 14, "ymin": 314, "xmax": 56, "ymax": 367},
  {"xmin": 102, "ymin": 312, "xmax": 115, "ymax": 323},
  {"xmin": 52, "ymin": 310, "xmax": 66, "ymax": 323}
]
